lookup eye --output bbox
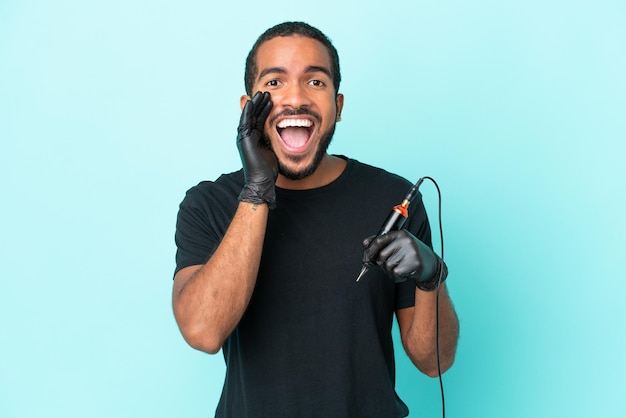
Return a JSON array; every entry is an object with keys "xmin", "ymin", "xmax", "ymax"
[
  {"xmin": 266, "ymin": 79, "xmax": 281, "ymax": 87},
  {"xmin": 309, "ymin": 79, "xmax": 326, "ymax": 87}
]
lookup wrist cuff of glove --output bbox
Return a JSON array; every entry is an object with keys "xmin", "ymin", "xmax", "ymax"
[
  {"xmin": 416, "ymin": 256, "xmax": 448, "ymax": 292},
  {"xmin": 238, "ymin": 182, "xmax": 276, "ymax": 209}
]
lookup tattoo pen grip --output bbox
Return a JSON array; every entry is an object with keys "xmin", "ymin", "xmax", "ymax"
[{"xmin": 377, "ymin": 205, "xmax": 408, "ymax": 235}]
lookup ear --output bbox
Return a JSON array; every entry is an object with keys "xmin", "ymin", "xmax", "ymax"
[
  {"xmin": 240, "ymin": 95, "xmax": 251, "ymax": 111},
  {"xmin": 335, "ymin": 93, "xmax": 345, "ymax": 121}
]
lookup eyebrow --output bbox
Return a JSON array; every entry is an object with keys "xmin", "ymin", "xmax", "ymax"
[{"xmin": 257, "ymin": 65, "xmax": 333, "ymax": 81}]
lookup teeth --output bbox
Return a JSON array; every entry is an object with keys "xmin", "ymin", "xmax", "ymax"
[{"xmin": 277, "ymin": 119, "xmax": 313, "ymax": 128}]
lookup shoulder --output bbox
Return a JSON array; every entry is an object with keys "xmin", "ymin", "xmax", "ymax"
[
  {"xmin": 342, "ymin": 156, "xmax": 429, "ymax": 233},
  {"xmin": 343, "ymin": 157, "xmax": 414, "ymax": 195},
  {"xmin": 180, "ymin": 170, "xmax": 244, "ymax": 210}
]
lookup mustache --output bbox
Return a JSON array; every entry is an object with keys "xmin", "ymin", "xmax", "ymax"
[{"xmin": 269, "ymin": 107, "xmax": 321, "ymax": 126}]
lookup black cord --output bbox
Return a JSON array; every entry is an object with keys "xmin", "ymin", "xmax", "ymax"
[{"xmin": 421, "ymin": 176, "xmax": 446, "ymax": 418}]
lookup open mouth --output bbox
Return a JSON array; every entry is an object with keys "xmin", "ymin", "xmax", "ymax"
[{"xmin": 276, "ymin": 118, "xmax": 315, "ymax": 153}]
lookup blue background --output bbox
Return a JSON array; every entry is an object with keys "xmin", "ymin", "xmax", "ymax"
[{"xmin": 1, "ymin": 1, "xmax": 625, "ymax": 417}]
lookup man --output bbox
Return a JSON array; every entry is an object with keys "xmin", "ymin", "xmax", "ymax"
[{"xmin": 172, "ymin": 21, "xmax": 459, "ymax": 417}]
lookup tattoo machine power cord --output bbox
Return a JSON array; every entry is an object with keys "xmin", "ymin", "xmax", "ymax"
[
  {"xmin": 357, "ymin": 176, "xmax": 447, "ymax": 418},
  {"xmin": 426, "ymin": 175, "xmax": 446, "ymax": 418}
]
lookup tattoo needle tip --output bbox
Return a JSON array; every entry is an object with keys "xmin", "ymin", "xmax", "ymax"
[{"xmin": 355, "ymin": 265, "xmax": 369, "ymax": 282}]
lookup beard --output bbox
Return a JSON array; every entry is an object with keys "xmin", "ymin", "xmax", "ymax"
[{"xmin": 265, "ymin": 122, "xmax": 337, "ymax": 181}]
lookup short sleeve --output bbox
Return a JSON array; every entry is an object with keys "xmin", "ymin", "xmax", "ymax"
[
  {"xmin": 173, "ymin": 177, "xmax": 241, "ymax": 276},
  {"xmin": 174, "ymin": 203, "xmax": 217, "ymax": 275}
]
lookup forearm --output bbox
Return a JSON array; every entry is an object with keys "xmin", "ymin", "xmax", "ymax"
[
  {"xmin": 172, "ymin": 202, "xmax": 269, "ymax": 353},
  {"xmin": 402, "ymin": 284, "xmax": 459, "ymax": 377}
]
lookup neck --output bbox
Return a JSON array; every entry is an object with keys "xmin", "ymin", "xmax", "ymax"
[{"xmin": 276, "ymin": 154, "xmax": 346, "ymax": 190}]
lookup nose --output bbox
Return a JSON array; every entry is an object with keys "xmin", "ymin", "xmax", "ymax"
[{"xmin": 277, "ymin": 82, "xmax": 312, "ymax": 109}]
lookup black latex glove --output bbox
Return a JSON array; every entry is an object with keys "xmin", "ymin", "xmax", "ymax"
[
  {"xmin": 362, "ymin": 230, "xmax": 447, "ymax": 290},
  {"xmin": 237, "ymin": 91, "xmax": 278, "ymax": 208}
]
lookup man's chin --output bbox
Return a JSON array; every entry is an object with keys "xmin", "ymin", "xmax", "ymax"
[{"xmin": 278, "ymin": 158, "xmax": 318, "ymax": 181}]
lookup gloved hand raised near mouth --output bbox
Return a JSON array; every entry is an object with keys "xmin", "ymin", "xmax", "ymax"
[
  {"xmin": 237, "ymin": 91, "xmax": 279, "ymax": 208},
  {"xmin": 362, "ymin": 230, "xmax": 448, "ymax": 291}
]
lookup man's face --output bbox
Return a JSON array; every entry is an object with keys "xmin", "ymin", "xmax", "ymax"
[{"xmin": 242, "ymin": 35, "xmax": 344, "ymax": 181}]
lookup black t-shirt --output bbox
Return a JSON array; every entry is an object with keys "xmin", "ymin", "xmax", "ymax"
[{"xmin": 175, "ymin": 157, "xmax": 432, "ymax": 418}]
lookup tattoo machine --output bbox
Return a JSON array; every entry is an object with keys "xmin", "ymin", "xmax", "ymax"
[{"xmin": 356, "ymin": 177, "xmax": 424, "ymax": 282}]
